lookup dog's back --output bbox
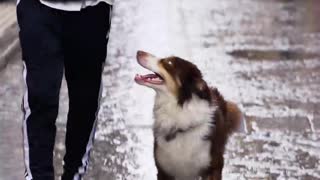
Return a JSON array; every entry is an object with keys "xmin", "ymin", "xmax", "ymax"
[
  {"xmin": 204, "ymin": 88, "xmax": 242, "ymax": 180},
  {"xmin": 211, "ymin": 88, "xmax": 242, "ymax": 137}
]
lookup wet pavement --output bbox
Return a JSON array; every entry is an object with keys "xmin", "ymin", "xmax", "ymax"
[{"xmin": 0, "ymin": 0, "xmax": 320, "ymax": 180}]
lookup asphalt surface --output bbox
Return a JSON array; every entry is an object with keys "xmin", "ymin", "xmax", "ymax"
[{"xmin": 0, "ymin": 0, "xmax": 319, "ymax": 180}]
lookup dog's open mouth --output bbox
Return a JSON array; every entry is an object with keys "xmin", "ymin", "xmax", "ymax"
[{"xmin": 135, "ymin": 73, "xmax": 164, "ymax": 85}]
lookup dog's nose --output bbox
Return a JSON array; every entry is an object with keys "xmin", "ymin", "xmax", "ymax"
[{"xmin": 137, "ymin": 50, "xmax": 147, "ymax": 58}]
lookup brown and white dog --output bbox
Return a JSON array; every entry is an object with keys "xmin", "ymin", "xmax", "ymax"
[{"xmin": 134, "ymin": 51, "xmax": 242, "ymax": 180}]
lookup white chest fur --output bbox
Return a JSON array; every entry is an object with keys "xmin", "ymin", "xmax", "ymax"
[{"xmin": 153, "ymin": 93, "xmax": 215, "ymax": 179}]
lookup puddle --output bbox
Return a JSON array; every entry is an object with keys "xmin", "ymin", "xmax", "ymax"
[{"xmin": 228, "ymin": 49, "xmax": 319, "ymax": 61}]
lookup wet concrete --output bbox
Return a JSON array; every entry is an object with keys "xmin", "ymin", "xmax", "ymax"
[
  {"xmin": 0, "ymin": 0, "xmax": 320, "ymax": 179},
  {"xmin": 0, "ymin": 52, "xmax": 24, "ymax": 179},
  {"xmin": 228, "ymin": 49, "xmax": 320, "ymax": 61}
]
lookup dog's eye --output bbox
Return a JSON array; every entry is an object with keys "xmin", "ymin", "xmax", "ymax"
[{"xmin": 167, "ymin": 60, "xmax": 173, "ymax": 66}]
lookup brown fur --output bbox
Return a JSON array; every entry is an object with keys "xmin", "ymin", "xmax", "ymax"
[
  {"xmin": 204, "ymin": 88, "xmax": 242, "ymax": 180},
  {"xmin": 159, "ymin": 58, "xmax": 240, "ymax": 179},
  {"xmin": 155, "ymin": 86, "xmax": 241, "ymax": 180},
  {"xmin": 159, "ymin": 57, "xmax": 212, "ymax": 106}
]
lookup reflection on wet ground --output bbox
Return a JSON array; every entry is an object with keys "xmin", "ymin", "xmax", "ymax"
[
  {"xmin": 0, "ymin": 0, "xmax": 320, "ymax": 179},
  {"xmin": 228, "ymin": 49, "xmax": 319, "ymax": 61}
]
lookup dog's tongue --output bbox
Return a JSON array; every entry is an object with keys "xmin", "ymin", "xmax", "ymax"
[{"xmin": 135, "ymin": 74, "xmax": 164, "ymax": 84}]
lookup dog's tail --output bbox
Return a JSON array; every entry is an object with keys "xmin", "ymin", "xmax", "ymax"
[{"xmin": 225, "ymin": 101, "xmax": 243, "ymax": 133}]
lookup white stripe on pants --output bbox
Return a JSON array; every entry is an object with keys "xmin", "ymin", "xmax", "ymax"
[{"xmin": 22, "ymin": 62, "xmax": 33, "ymax": 180}]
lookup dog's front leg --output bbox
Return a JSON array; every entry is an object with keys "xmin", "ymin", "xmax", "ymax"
[
  {"xmin": 155, "ymin": 159, "xmax": 174, "ymax": 180},
  {"xmin": 206, "ymin": 153, "xmax": 224, "ymax": 180},
  {"xmin": 206, "ymin": 168, "xmax": 222, "ymax": 180},
  {"xmin": 157, "ymin": 167, "xmax": 175, "ymax": 180},
  {"xmin": 154, "ymin": 141, "xmax": 175, "ymax": 180}
]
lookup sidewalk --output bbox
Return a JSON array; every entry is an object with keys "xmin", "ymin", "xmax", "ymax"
[{"xmin": 0, "ymin": 0, "xmax": 319, "ymax": 180}]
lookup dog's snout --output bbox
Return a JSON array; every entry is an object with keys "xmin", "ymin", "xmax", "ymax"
[{"xmin": 136, "ymin": 51, "xmax": 160, "ymax": 73}]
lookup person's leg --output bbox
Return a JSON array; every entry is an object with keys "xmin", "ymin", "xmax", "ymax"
[
  {"xmin": 61, "ymin": 3, "xmax": 112, "ymax": 180},
  {"xmin": 17, "ymin": 0, "xmax": 64, "ymax": 179}
]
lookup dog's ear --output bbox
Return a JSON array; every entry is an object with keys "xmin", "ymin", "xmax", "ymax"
[
  {"xmin": 178, "ymin": 78, "xmax": 211, "ymax": 106},
  {"xmin": 194, "ymin": 79, "xmax": 211, "ymax": 101},
  {"xmin": 177, "ymin": 77, "xmax": 194, "ymax": 106}
]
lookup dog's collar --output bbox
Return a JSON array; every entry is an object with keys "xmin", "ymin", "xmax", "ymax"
[
  {"xmin": 162, "ymin": 120, "xmax": 217, "ymax": 142},
  {"xmin": 164, "ymin": 125, "xmax": 198, "ymax": 142}
]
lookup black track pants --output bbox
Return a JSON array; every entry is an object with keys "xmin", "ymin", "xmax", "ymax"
[{"xmin": 17, "ymin": 0, "xmax": 112, "ymax": 179}]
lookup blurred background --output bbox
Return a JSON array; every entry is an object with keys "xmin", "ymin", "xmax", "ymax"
[{"xmin": 0, "ymin": 0, "xmax": 319, "ymax": 179}]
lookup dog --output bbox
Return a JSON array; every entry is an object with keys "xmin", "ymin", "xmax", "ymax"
[{"xmin": 134, "ymin": 50, "xmax": 242, "ymax": 180}]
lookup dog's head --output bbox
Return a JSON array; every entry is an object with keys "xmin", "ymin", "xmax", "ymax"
[{"xmin": 135, "ymin": 50, "xmax": 211, "ymax": 105}]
